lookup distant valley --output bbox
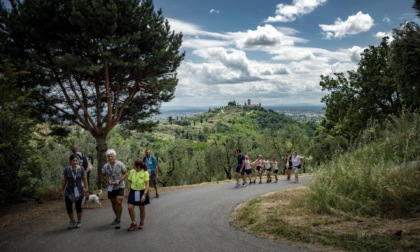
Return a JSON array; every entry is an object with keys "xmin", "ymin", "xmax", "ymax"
[{"xmin": 155, "ymin": 104, "xmax": 325, "ymax": 122}]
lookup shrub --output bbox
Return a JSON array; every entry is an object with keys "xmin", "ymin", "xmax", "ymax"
[{"xmin": 307, "ymin": 113, "xmax": 420, "ymax": 218}]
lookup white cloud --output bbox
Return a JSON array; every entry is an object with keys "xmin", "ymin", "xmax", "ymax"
[
  {"xmin": 167, "ymin": 18, "xmax": 229, "ymax": 39},
  {"xmin": 182, "ymin": 38, "xmax": 232, "ymax": 49},
  {"xmin": 265, "ymin": 0, "xmax": 328, "ymax": 23},
  {"xmin": 232, "ymin": 24, "xmax": 296, "ymax": 50},
  {"xmin": 179, "ymin": 23, "xmax": 307, "ymax": 52},
  {"xmin": 383, "ymin": 17, "xmax": 391, "ymax": 23},
  {"xmin": 270, "ymin": 47, "xmax": 316, "ymax": 61},
  {"xmin": 164, "ymin": 18, "xmax": 360, "ymax": 107},
  {"xmin": 184, "ymin": 47, "xmax": 261, "ymax": 84},
  {"xmin": 320, "ymin": 11, "xmax": 374, "ymax": 39},
  {"xmin": 347, "ymin": 46, "xmax": 365, "ymax": 63},
  {"xmin": 210, "ymin": 9, "xmax": 220, "ymax": 14},
  {"xmin": 375, "ymin": 31, "xmax": 394, "ymax": 42}
]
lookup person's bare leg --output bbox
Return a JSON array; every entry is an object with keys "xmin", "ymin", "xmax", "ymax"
[
  {"xmin": 115, "ymin": 196, "xmax": 124, "ymax": 220},
  {"xmin": 111, "ymin": 199, "xmax": 117, "ymax": 216},
  {"xmin": 140, "ymin": 206, "xmax": 146, "ymax": 223},
  {"xmin": 154, "ymin": 184, "xmax": 159, "ymax": 196},
  {"xmin": 128, "ymin": 204, "xmax": 136, "ymax": 223}
]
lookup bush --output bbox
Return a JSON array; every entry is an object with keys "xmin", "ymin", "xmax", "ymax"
[{"xmin": 307, "ymin": 113, "xmax": 420, "ymax": 218}]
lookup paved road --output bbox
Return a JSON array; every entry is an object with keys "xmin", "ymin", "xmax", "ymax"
[{"xmin": 1, "ymin": 177, "xmax": 314, "ymax": 252}]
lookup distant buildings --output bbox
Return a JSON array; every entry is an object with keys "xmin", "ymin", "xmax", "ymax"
[{"xmin": 228, "ymin": 99, "xmax": 260, "ymax": 107}]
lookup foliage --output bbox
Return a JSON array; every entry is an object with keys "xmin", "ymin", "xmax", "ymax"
[
  {"xmin": 0, "ymin": 60, "xmax": 38, "ymax": 206},
  {"xmin": 308, "ymin": 113, "xmax": 420, "ymax": 218},
  {"xmin": 320, "ymin": 38, "xmax": 401, "ymax": 142},
  {"xmin": 391, "ymin": 21, "xmax": 420, "ymax": 112},
  {"xmin": 0, "ymin": 0, "xmax": 184, "ymax": 179},
  {"xmin": 306, "ymin": 129, "xmax": 349, "ymax": 166},
  {"xmin": 413, "ymin": 0, "xmax": 420, "ymax": 17}
]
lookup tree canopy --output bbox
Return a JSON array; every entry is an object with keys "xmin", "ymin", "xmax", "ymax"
[
  {"xmin": 312, "ymin": 8, "xmax": 420, "ymax": 165},
  {"xmin": 413, "ymin": 0, "xmax": 420, "ymax": 17},
  {"xmin": 0, "ymin": 60, "xmax": 38, "ymax": 205},
  {"xmin": 1, "ymin": 0, "xmax": 184, "ymax": 182},
  {"xmin": 391, "ymin": 21, "xmax": 420, "ymax": 112},
  {"xmin": 319, "ymin": 37, "xmax": 400, "ymax": 141}
]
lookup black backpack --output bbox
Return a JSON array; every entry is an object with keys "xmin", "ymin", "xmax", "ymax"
[{"xmin": 75, "ymin": 153, "xmax": 89, "ymax": 171}]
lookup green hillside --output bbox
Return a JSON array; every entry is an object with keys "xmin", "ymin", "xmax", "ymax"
[{"xmin": 153, "ymin": 105, "xmax": 317, "ymax": 145}]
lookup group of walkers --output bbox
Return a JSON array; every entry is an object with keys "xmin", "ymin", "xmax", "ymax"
[
  {"xmin": 61, "ymin": 146, "xmax": 159, "ymax": 231},
  {"xmin": 62, "ymin": 145, "xmax": 303, "ymax": 230},
  {"xmin": 234, "ymin": 148, "xmax": 304, "ymax": 187}
]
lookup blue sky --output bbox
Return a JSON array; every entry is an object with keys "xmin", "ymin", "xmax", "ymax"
[
  {"xmin": 2, "ymin": 0, "xmax": 418, "ymax": 108},
  {"xmin": 153, "ymin": 0, "xmax": 418, "ymax": 108}
]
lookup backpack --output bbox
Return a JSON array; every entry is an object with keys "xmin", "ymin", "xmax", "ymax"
[
  {"xmin": 86, "ymin": 157, "xmax": 93, "ymax": 172},
  {"xmin": 75, "ymin": 152, "xmax": 89, "ymax": 171}
]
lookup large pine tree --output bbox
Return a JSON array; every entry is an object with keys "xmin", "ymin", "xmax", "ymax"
[{"xmin": 1, "ymin": 0, "xmax": 184, "ymax": 186}]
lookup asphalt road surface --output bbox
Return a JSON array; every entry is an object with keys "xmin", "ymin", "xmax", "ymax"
[{"xmin": 1, "ymin": 176, "xmax": 315, "ymax": 252}]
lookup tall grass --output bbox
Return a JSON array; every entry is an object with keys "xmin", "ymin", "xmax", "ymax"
[{"xmin": 308, "ymin": 113, "xmax": 420, "ymax": 218}]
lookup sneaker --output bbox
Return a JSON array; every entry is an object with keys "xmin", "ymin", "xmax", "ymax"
[
  {"xmin": 127, "ymin": 222, "xmax": 137, "ymax": 231},
  {"xmin": 242, "ymin": 183, "xmax": 247, "ymax": 187},
  {"xmin": 68, "ymin": 220, "xmax": 76, "ymax": 229},
  {"xmin": 235, "ymin": 183, "xmax": 241, "ymax": 187},
  {"xmin": 156, "ymin": 193, "xmax": 159, "ymax": 198},
  {"xmin": 111, "ymin": 218, "xmax": 118, "ymax": 225},
  {"xmin": 287, "ymin": 176, "xmax": 290, "ymax": 180},
  {"xmin": 76, "ymin": 221, "xmax": 82, "ymax": 228},
  {"xmin": 138, "ymin": 222, "xmax": 144, "ymax": 229},
  {"xmin": 259, "ymin": 181, "xmax": 262, "ymax": 184},
  {"xmin": 114, "ymin": 220, "xmax": 121, "ymax": 229}
]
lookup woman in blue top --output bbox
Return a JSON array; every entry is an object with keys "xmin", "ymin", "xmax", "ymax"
[{"xmin": 61, "ymin": 154, "xmax": 89, "ymax": 229}]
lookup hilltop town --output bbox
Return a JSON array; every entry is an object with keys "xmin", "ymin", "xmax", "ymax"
[{"xmin": 154, "ymin": 99, "xmax": 324, "ymax": 122}]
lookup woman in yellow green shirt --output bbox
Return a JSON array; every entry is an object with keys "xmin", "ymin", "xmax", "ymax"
[{"xmin": 125, "ymin": 159, "xmax": 150, "ymax": 231}]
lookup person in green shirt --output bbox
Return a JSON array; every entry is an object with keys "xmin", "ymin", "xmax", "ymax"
[{"xmin": 125, "ymin": 159, "xmax": 150, "ymax": 231}]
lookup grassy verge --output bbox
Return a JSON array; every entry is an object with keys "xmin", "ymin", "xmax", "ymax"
[{"xmin": 233, "ymin": 187, "xmax": 420, "ymax": 251}]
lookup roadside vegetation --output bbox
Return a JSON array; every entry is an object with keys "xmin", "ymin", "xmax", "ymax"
[{"xmin": 234, "ymin": 113, "xmax": 420, "ymax": 251}]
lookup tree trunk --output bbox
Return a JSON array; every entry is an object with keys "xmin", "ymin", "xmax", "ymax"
[{"xmin": 95, "ymin": 135, "xmax": 108, "ymax": 189}]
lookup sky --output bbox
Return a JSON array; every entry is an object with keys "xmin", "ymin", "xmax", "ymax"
[
  {"xmin": 1, "ymin": 0, "xmax": 418, "ymax": 109},
  {"xmin": 152, "ymin": 0, "xmax": 419, "ymax": 108}
]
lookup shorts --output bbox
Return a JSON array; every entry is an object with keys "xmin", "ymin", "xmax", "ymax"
[
  {"xmin": 108, "ymin": 188, "xmax": 125, "ymax": 199},
  {"xmin": 273, "ymin": 169, "xmax": 279, "ymax": 174},
  {"xmin": 265, "ymin": 168, "xmax": 272, "ymax": 172},
  {"xmin": 150, "ymin": 173, "xmax": 158, "ymax": 187},
  {"xmin": 235, "ymin": 165, "xmax": 243, "ymax": 173},
  {"xmin": 127, "ymin": 189, "xmax": 150, "ymax": 206},
  {"xmin": 285, "ymin": 165, "xmax": 292, "ymax": 170},
  {"xmin": 256, "ymin": 166, "xmax": 262, "ymax": 173},
  {"xmin": 245, "ymin": 169, "xmax": 252, "ymax": 175}
]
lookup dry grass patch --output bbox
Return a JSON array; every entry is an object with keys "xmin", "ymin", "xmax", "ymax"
[{"xmin": 233, "ymin": 187, "xmax": 420, "ymax": 251}]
